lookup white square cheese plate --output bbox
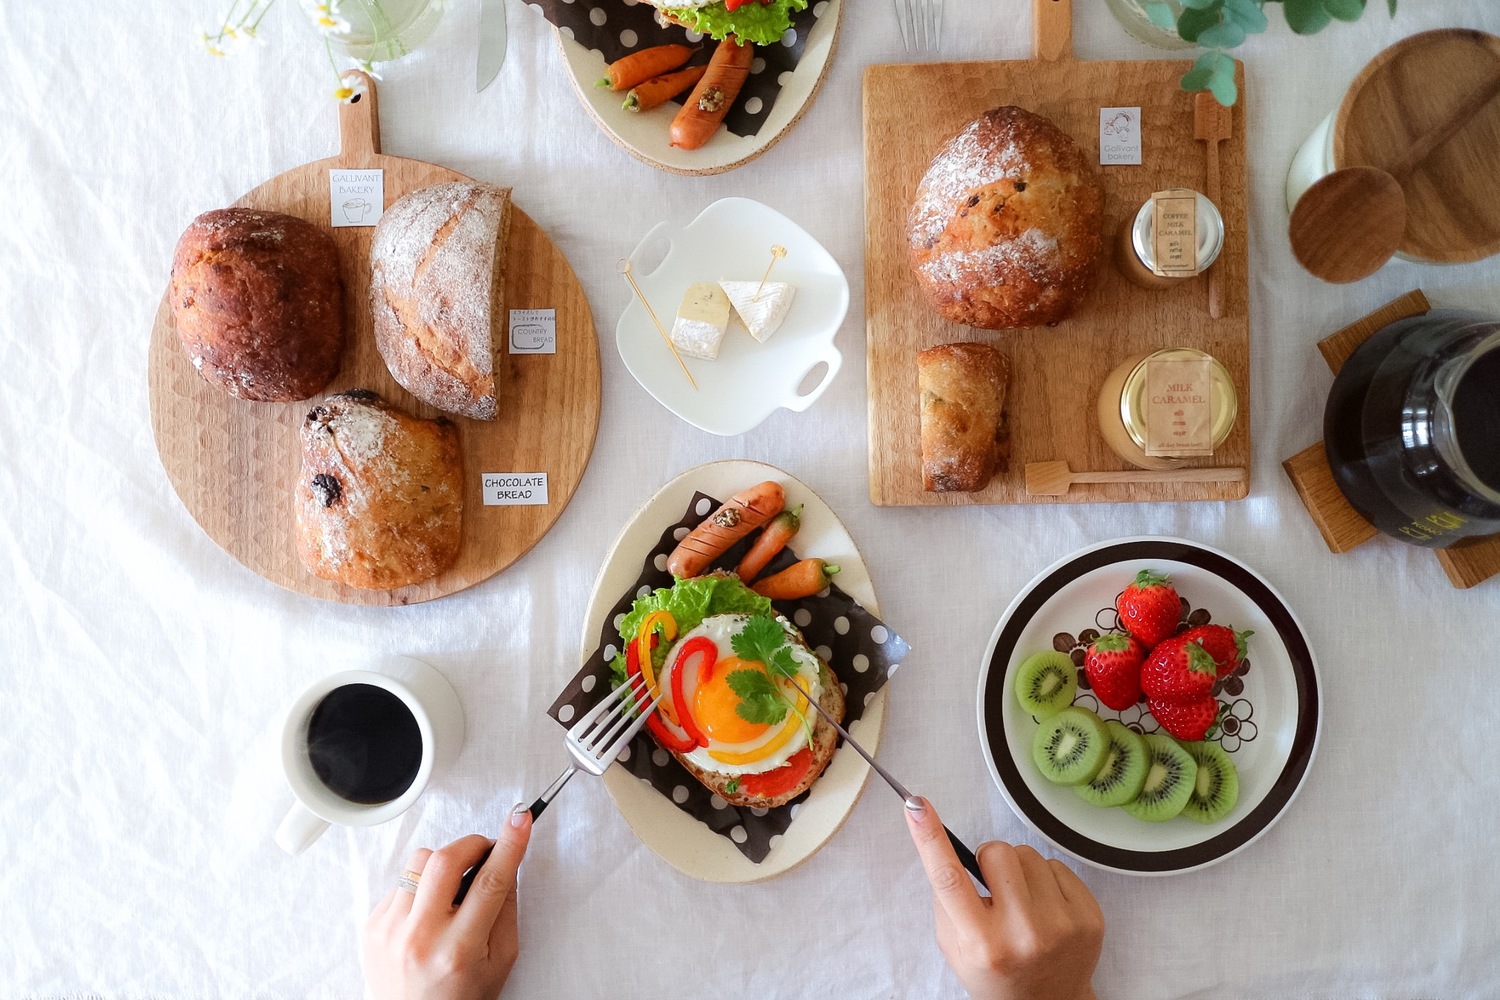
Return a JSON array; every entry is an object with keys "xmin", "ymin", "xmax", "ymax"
[{"xmin": 616, "ymin": 197, "xmax": 849, "ymax": 436}]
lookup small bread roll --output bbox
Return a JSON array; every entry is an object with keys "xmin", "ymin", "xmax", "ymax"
[
  {"xmin": 370, "ymin": 182, "xmax": 512, "ymax": 420},
  {"xmin": 918, "ymin": 342, "xmax": 1010, "ymax": 493},
  {"xmin": 169, "ymin": 208, "xmax": 344, "ymax": 401},
  {"xmin": 295, "ymin": 389, "xmax": 463, "ymax": 590}
]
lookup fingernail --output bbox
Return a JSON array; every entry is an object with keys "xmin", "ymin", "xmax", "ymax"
[
  {"xmin": 509, "ymin": 803, "xmax": 530, "ymax": 828},
  {"xmin": 904, "ymin": 795, "xmax": 925, "ymax": 815}
]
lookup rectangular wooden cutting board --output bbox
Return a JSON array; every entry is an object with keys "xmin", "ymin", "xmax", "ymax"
[{"xmin": 863, "ymin": 0, "xmax": 1250, "ymax": 506}]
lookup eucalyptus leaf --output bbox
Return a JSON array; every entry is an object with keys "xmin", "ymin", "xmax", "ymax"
[
  {"xmin": 1198, "ymin": 19, "xmax": 1247, "ymax": 48},
  {"xmin": 1208, "ymin": 61, "xmax": 1239, "ymax": 106},
  {"xmin": 1181, "ymin": 66, "xmax": 1215, "ymax": 91},
  {"xmin": 1322, "ymin": 0, "xmax": 1365, "ymax": 21},
  {"xmin": 1180, "ymin": 0, "xmax": 1221, "ymax": 10},
  {"xmin": 1177, "ymin": 5, "xmax": 1221, "ymax": 42},
  {"xmin": 1283, "ymin": 0, "xmax": 1332, "ymax": 33},
  {"xmin": 1144, "ymin": 0, "xmax": 1179, "ymax": 30},
  {"xmin": 1222, "ymin": 0, "xmax": 1269, "ymax": 32},
  {"xmin": 1388, "ymin": 0, "xmax": 1397, "ymax": 15}
]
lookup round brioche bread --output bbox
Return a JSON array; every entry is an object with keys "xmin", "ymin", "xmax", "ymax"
[
  {"xmin": 908, "ymin": 106, "xmax": 1105, "ymax": 330},
  {"xmin": 658, "ymin": 620, "xmax": 845, "ymax": 809},
  {"xmin": 169, "ymin": 207, "xmax": 344, "ymax": 401},
  {"xmin": 295, "ymin": 389, "xmax": 463, "ymax": 590},
  {"xmin": 369, "ymin": 181, "xmax": 512, "ymax": 421}
]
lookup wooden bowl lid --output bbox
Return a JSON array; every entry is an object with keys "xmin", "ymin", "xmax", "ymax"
[{"xmin": 1333, "ymin": 28, "xmax": 1500, "ymax": 263}]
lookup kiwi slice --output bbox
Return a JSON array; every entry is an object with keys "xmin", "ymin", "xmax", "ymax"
[
  {"xmin": 1180, "ymin": 741, "xmax": 1240, "ymax": 824},
  {"xmin": 1014, "ymin": 650, "xmax": 1078, "ymax": 719},
  {"xmin": 1075, "ymin": 721, "xmax": 1150, "ymax": 808},
  {"xmin": 1031, "ymin": 707, "xmax": 1108, "ymax": 786},
  {"xmin": 1122, "ymin": 733, "xmax": 1197, "ymax": 822}
]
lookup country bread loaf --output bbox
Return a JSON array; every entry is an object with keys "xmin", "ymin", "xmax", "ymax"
[
  {"xmin": 918, "ymin": 341, "xmax": 1010, "ymax": 493},
  {"xmin": 295, "ymin": 389, "xmax": 464, "ymax": 590},
  {"xmin": 908, "ymin": 106, "xmax": 1105, "ymax": 329},
  {"xmin": 370, "ymin": 182, "xmax": 512, "ymax": 420},
  {"xmin": 169, "ymin": 208, "xmax": 344, "ymax": 401}
]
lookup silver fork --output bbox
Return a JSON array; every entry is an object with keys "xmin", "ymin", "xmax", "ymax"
[
  {"xmin": 451, "ymin": 672, "xmax": 661, "ymax": 906},
  {"xmin": 895, "ymin": 0, "xmax": 942, "ymax": 52}
]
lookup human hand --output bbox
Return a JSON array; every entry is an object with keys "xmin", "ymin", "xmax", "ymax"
[
  {"xmin": 905, "ymin": 798, "xmax": 1103, "ymax": 1000},
  {"xmin": 362, "ymin": 805, "xmax": 533, "ymax": 1000}
]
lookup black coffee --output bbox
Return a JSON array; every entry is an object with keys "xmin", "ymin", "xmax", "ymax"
[{"xmin": 307, "ymin": 684, "xmax": 423, "ymax": 805}]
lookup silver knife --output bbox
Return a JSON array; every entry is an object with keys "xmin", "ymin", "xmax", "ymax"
[{"xmin": 476, "ymin": 0, "xmax": 508, "ymax": 92}]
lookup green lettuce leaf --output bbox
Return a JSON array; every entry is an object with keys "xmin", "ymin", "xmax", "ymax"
[
  {"xmin": 610, "ymin": 576, "xmax": 775, "ymax": 686},
  {"xmin": 662, "ymin": 0, "xmax": 809, "ymax": 46}
]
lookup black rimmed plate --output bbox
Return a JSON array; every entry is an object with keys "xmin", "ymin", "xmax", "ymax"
[{"xmin": 978, "ymin": 537, "xmax": 1321, "ymax": 876}]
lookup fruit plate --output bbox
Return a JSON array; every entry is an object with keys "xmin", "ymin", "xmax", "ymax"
[
  {"xmin": 616, "ymin": 198, "xmax": 849, "ymax": 436},
  {"xmin": 978, "ymin": 537, "xmax": 1321, "ymax": 876},
  {"xmin": 555, "ymin": 0, "xmax": 844, "ymax": 176},
  {"xmin": 574, "ymin": 459, "xmax": 889, "ymax": 882}
]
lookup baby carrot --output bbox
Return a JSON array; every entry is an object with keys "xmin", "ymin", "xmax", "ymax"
[
  {"xmin": 623, "ymin": 64, "xmax": 709, "ymax": 113},
  {"xmin": 750, "ymin": 558, "xmax": 839, "ymax": 600},
  {"xmin": 736, "ymin": 504, "xmax": 802, "ymax": 582},
  {"xmin": 596, "ymin": 44, "xmax": 696, "ymax": 92}
]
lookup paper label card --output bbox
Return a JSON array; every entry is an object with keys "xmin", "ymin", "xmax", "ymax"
[
  {"xmin": 1151, "ymin": 190, "xmax": 1199, "ymax": 276},
  {"xmin": 1144, "ymin": 357, "xmax": 1215, "ymax": 457},
  {"xmin": 329, "ymin": 169, "xmax": 384, "ymax": 228},
  {"xmin": 508, "ymin": 309, "xmax": 557, "ymax": 354},
  {"xmin": 1100, "ymin": 107, "xmax": 1142, "ymax": 166},
  {"xmin": 482, "ymin": 473, "xmax": 549, "ymax": 506}
]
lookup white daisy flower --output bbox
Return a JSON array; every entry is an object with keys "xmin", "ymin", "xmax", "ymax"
[
  {"xmin": 302, "ymin": 0, "xmax": 352, "ymax": 35},
  {"xmin": 357, "ymin": 59, "xmax": 384, "ymax": 80},
  {"xmin": 333, "ymin": 71, "xmax": 369, "ymax": 103}
]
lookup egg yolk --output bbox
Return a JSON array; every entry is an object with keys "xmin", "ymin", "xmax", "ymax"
[{"xmin": 694, "ymin": 656, "xmax": 772, "ymax": 745}]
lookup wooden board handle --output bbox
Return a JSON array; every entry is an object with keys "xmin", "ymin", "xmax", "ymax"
[
  {"xmin": 1034, "ymin": 0, "xmax": 1073, "ymax": 62},
  {"xmin": 338, "ymin": 71, "xmax": 381, "ymax": 164}
]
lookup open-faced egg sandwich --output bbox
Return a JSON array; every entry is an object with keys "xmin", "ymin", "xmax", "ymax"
[{"xmin": 610, "ymin": 573, "xmax": 844, "ymax": 808}]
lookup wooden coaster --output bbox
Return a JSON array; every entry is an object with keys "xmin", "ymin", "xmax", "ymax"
[{"xmin": 1280, "ymin": 289, "xmax": 1500, "ymax": 589}]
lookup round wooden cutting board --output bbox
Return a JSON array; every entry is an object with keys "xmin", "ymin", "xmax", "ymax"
[
  {"xmin": 148, "ymin": 75, "xmax": 602, "ymax": 605},
  {"xmin": 1334, "ymin": 28, "xmax": 1500, "ymax": 264}
]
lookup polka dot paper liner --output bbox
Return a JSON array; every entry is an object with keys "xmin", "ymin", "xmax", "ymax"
[
  {"xmin": 528, "ymin": 0, "xmax": 829, "ymax": 138},
  {"xmin": 547, "ymin": 492, "xmax": 910, "ymax": 863}
]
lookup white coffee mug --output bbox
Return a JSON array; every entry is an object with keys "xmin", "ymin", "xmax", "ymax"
[{"xmin": 275, "ymin": 656, "xmax": 465, "ymax": 854}]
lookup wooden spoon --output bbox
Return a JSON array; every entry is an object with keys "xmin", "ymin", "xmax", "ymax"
[
  {"xmin": 1288, "ymin": 166, "xmax": 1407, "ymax": 284},
  {"xmin": 1193, "ymin": 92, "xmax": 1231, "ymax": 319},
  {"xmin": 1024, "ymin": 461, "xmax": 1247, "ymax": 496}
]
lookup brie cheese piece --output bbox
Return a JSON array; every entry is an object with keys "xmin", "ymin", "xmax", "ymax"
[
  {"xmin": 720, "ymin": 280, "xmax": 796, "ymax": 343},
  {"xmin": 669, "ymin": 282, "xmax": 731, "ymax": 361}
]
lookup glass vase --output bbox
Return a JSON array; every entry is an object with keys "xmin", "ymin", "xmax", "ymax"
[
  {"xmin": 1103, "ymin": 0, "xmax": 1195, "ymax": 51},
  {"xmin": 332, "ymin": 0, "xmax": 444, "ymax": 63}
]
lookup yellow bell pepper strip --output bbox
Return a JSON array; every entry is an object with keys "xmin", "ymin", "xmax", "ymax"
[
  {"xmin": 625, "ymin": 634, "xmax": 695, "ymax": 754},
  {"xmin": 635, "ymin": 611, "xmax": 680, "ymax": 726},
  {"xmin": 707, "ymin": 682, "xmax": 808, "ymax": 766}
]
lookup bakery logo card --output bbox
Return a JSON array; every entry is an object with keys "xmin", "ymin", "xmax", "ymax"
[
  {"xmin": 329, "ymin": 169, "xmax": 384, "ymax": 228},
  {"xmin": 1099, "ymin": 107, "xmax": 1142, "ymax": 166},
  {"xmin": 482, "ymin": 473, "xmax": 549, "ymax": 506},
  {"xmin": 509, "ymin": 309, "xmax": 556, "ymax": 354}
]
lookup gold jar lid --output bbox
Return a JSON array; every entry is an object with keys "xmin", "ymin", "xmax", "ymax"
[{"xmin": 1119, "ymin": 348, "xmax": 1238, "ymax": 453}]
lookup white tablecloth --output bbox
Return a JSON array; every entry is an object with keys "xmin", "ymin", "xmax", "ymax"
[{"xmin": 4, "ymin": 0, "xmax": 1499, "ymax": 996}]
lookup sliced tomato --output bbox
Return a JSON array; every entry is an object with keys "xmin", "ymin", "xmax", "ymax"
[
  {"xmin": 625, "ymin": 636, "xmax": 695, "ymax": 753},
  {"xmin": 734, "ymin": 747, "xmax": 814, "ymax": 801},
  {"xmin": 669, "ymin": 636, "xmax": 716, "ymax": 749}
]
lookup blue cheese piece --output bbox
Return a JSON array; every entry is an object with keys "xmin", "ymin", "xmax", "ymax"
[
  {"xmin": 719, "ymin": 280, "xmax": 796, "ymax": 343},
  {"xmin": 670, "ymin": 282, "xmax": 732, "ymax": 361}
]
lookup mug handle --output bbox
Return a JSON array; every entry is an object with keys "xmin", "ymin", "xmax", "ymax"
[{"xmin": 275, "ymin": 800, "xmax": 330, "ymax": 855}]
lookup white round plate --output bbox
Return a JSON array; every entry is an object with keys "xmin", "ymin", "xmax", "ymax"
[
  {"xmin": 555, "ymin": 0, "xmax": 843, "ymax": 175},
  {"xmin": 616, "ymin": 197, "xmax": 848, "ymax": 436},
  {"xmin": 581, "ymin": 459, "xmax": 883, "ymax": 882},
  {"xmin": 978, "ymin": 537, "xmax": 1321, "ymax": 876}
]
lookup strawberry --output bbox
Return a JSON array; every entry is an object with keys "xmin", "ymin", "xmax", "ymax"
[
  {"xmin": 1179, "ymin": 624, "xmax": 1253, "ymax": 678},
  {"xmin": 1141, "ymin": 634, "xmax": 1219, "ymax": 704},
  {"xmin": 1116, "ymin": 570, "xmax": 1181, "ymax": 648},
  {"xmin": 1148, "ymin": 696, "xmax": 1221, "ymax": 742},
  {"xmin": 1084, "ymin": 632, "xmax": 1145, "ymax": 711}
]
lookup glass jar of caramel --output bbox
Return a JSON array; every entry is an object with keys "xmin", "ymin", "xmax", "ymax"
[
  {"xmin": 1323, "ymin": 310, "xmax": 1500, "ymax": 547},
  {"xmin": 1097, "ymin": 348, "xmax": 1238, "ymax": 470}
]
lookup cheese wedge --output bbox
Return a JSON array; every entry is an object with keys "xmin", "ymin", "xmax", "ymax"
[
  {"xmin": 720, "ymin": 280, "xmax": 796, "ymax": 343},
  {"xmin": 669, "ymin": 283, "xmax": 732, "ymax": 361}
]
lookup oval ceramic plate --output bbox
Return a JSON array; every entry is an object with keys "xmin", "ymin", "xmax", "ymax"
[
  {"xmin": 616, "ymin": 198, "xmax": 848, "ymax": 435},
  {"xmin": 582, "ymin": 460, "xmax": 883, "ymax": 882},
  {"xmin": 978, "ymin": 538, "xmax": 1321, "ymax": 876},
  {"xmin": 555, "ymin": 0, "xmax": 843, "ymax": 175}
]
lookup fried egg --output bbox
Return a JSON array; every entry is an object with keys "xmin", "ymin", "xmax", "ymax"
[{"xmin": 656, "ymin": 613, "xmax": 824, "ymax": 776}]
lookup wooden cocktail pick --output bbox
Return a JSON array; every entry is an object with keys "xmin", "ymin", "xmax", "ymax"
[
  {"xmin": 618, "ymin": 258, "xmax": 697, "ymax": 390},
  {"xmin": 753, "ymin": 244, "xmax": 786, "ymax": 301},
  {"xmin": 1024, "ymin": 461, "xmax": 1247, "ymax": 496},
  {"xmin": 1193, "ymin": 92, "xmax": 1231, "ymax": 319}
]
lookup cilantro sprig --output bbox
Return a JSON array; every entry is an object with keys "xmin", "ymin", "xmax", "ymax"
[{"xmin": 726, "ymin": 615, "xmax": 814, "ymax": 742}]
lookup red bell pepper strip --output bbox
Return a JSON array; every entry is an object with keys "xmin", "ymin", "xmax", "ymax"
[
  {"xmin": 625, "ymin": 636, "xmax": 695, "ymax": 753},
  {"xmin": 669, "ymin": 636, "xmax": 717, "ymax": 749}
]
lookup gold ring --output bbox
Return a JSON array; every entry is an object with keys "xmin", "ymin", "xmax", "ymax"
[{"xmin": 396, "ymin": 869, "xmax": 421, "ymax": 894}]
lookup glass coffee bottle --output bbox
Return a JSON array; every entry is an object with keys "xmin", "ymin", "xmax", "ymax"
[{"xmin": 1324, "ymin": 309, "xmax": 1500, "ymax": 547}]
